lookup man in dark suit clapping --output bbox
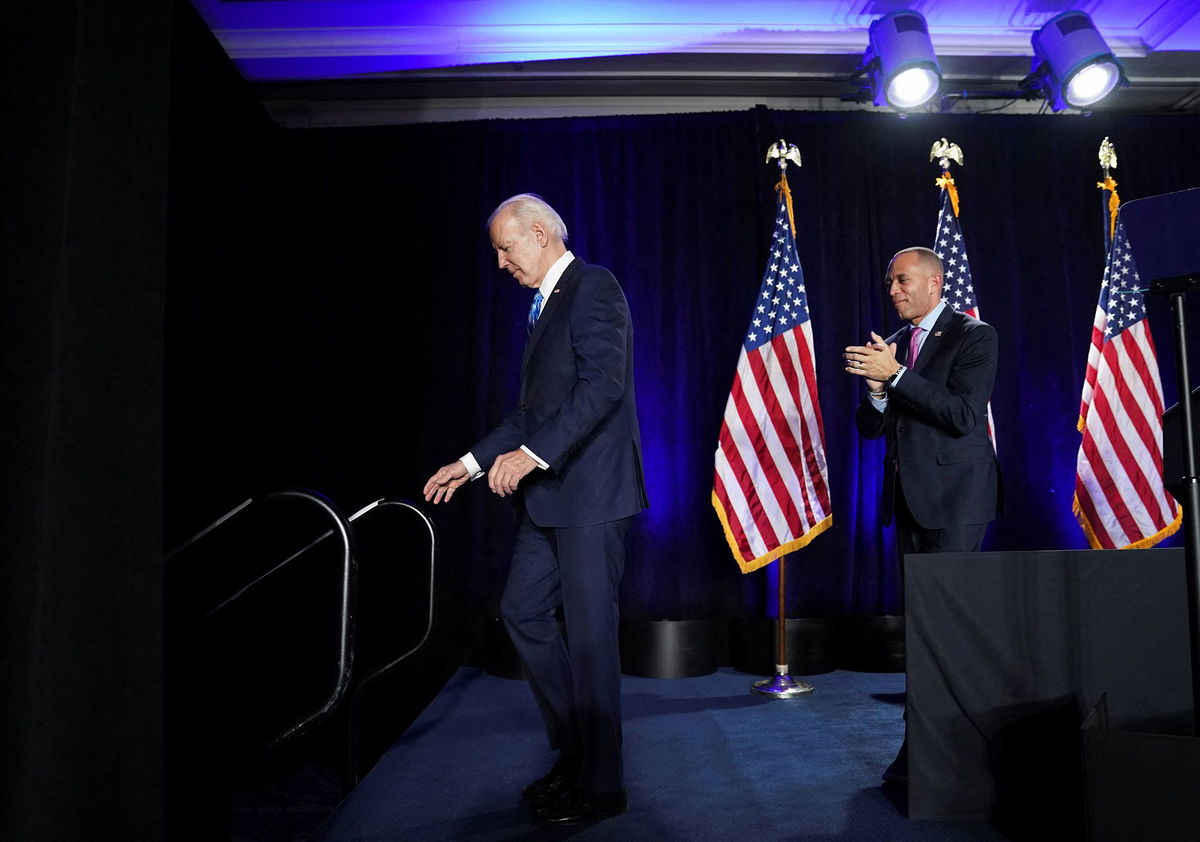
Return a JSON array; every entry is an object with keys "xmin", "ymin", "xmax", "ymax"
[
  {"xmin": 843, "ymin": 246, "xmax": 1002, "ymax": 787},
  {"xmin": 424, "ymin": 194, "xmax": 647, "ymax": 825},
  {"xmin": 845, "ymin": 246, "xmax": 1001, "ymax": 555}
]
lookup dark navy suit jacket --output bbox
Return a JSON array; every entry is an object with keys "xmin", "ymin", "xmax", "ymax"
[
  {"xmin": 471, "ymin": 258, "xmax": 648, "ymax": 527},
  {"xmin": 855, "ymin": 306, "xmax": 1002, "ymax": 529}
]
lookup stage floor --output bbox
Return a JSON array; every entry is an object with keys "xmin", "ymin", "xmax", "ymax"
[{"xmin": 308, "ymin": 667, "xmax": 1007, "ymax": 841}]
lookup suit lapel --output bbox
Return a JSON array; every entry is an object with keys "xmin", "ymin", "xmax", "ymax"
[
  {"xmin": 910, "ymin": 307, "xmax": 957, "ymax": 373},
  {"xmin": 521, "ymin": 257, "xmax": 579, "ymax": 374}
]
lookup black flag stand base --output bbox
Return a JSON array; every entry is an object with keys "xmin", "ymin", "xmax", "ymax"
[
  {"xmin": 749, "ymin": 556, "xmax": 815, "ymax": 698},
  {"xmin": 751, "ymin": 664, "xmax": 814, "ymax": 698}
]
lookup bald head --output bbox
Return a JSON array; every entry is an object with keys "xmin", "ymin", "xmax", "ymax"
[{"xmin": 890, "ymin": 246, "xmax": 942, "ymax": 277}]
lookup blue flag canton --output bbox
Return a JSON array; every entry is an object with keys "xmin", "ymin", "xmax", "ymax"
[
  {"xmin": 934, "ymin": 193, "xmax": 976, "ymax": 312},
  {"xmin": 745, "ymin": 198, "xmax": 810, "ymax": 351},
  {"xmin": 1100, "ymin": 222, "xmax": 1146, "ymax": 340}
]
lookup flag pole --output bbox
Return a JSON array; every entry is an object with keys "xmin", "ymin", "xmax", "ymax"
[
  {"xmin": 1097, "ymin": 137, "xmax": 1119, "ymax": 251},
  {"xmin": 1109, "ymin": 129, "xmax": 1200, "ymax": 728},
  {"xmin": 750, "ymin": 140, "xmax": 815, "ymax": 699},
  {"xmin": 930, "ymin": 137, "xmax": 997, "ymax": 450}
]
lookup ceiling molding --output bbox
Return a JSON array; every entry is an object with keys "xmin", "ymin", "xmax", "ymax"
[
  {"xmin": 214, "ymin": 23, "xmax": 1157, "ymax": 65},
  {"xmin": 1137, "ymin": 0, "xmax": 1200, "ymax": 51}
]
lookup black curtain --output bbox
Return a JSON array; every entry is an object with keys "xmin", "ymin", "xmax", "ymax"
[
  {"xmin": 166, "ymin": 107, "xmax": 1200, "ymax": 640},
  {"xmin": 1, "ymin": 1, "xmax": 171, "ymax": 838},
  {"xmin": 162, "ymin": 3, "xmax": 291, "ymax": 836}
]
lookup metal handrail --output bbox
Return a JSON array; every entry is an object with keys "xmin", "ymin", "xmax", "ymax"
[
  {"xmin": 166, "ymin": 489, "xmax": 357, "ymax": 747},
  {"xmin": 344, "ymin": 498, "xmax": 437, "ymax": 786},
  {"xmin": 166, "ymin": 492, "xmax": 438, "ymax": 774},
  {"xmin": 264, "ymin": 490, "xmax": 357, "ymax": 746}
]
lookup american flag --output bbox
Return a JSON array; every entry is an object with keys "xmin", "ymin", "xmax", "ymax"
[
  {"xmin": 712, "ymin": 182, "xmax": 832, "ymax": 574},
  {"xmin": 933, "ymin": 173, "xmax": 996, "ymax": 443},
  {"xmin": 1073, "ymin": 220, "xmax": 1181, "ymax": 549}
]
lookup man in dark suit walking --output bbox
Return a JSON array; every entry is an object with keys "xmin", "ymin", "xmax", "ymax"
[
  {"xmin": 424, "ymin": 194, "xmax": 647, "ymax": 825},
  {"xmin": 843, "ymin": 246, "xmax": 1002, "ymax": 786}
]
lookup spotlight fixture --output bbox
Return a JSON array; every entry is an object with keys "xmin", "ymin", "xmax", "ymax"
[
  {"xmin": 862, "ymin": 10, "xmax": 942, "ymax": 110},
  {"xmin": 1030, "ymin": 10, "xmax": 1125, "ymax": 111}
]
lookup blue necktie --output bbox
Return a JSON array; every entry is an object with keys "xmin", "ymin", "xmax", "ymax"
[{"xmin": 527, "ymin": 291, "xmax": 544, "ymax": 334}]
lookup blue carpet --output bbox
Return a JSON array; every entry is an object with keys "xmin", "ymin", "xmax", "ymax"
[{"xmin": 311, "ymin": 668, "xmax": 1007, "ymax": 841}]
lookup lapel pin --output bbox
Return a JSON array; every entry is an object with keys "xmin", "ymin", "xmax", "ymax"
[{"xmin": 933, "ymin": 330, "xmax": 943, "ymax": 337}]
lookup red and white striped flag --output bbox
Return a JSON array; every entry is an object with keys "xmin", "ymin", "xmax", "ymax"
[
  {"xmin": 713, "ymin": 175, "xmax": 832, "ymax": 574},
  {"xmin": 1073, "ymin": 218, "xmax": 1181, "ymax": 548}
]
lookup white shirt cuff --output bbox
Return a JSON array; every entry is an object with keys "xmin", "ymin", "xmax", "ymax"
[
  {"xmin": 461, "ymin": 453, "xmax": 483, "ymax": 480},
  {"xmin": 520, "ymin": 445, "xmax": 549, "ymax": 470}
]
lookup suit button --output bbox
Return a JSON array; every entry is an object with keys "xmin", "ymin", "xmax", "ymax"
[{"xmin": 897, "ymin": 425, "xmax": 906, "ymax": 433}]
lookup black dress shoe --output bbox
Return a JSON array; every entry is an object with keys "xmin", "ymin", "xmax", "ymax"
[
  {"xmin": 521, "ymin": 755, "xmax": 580, "ymax": 804},
  {"xmin": 533, "ymin": 788, "xmax": 627, "ymax": 825}
]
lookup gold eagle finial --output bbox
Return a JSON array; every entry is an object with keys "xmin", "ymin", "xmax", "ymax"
[
  {"xmin": 1098, "ymin": 137, "xmax": 1117, "ymax": 173},
  {"xmin": 765, "ymin": 139, "xmax": 802, "ymax": 169},
  {"xmin": 929, "ymin": 138, "xmax": 963, "ymax": 168}
]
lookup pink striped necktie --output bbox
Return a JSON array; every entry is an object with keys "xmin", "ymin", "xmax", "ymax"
[{"xmin": 908, "ymin": 326, "xmax": 924, "ymax": 366}]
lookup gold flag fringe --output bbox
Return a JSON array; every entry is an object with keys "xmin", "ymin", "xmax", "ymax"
[{"xmin": 1072, "ymin": 489, "xmax": 1181, "ymax": 550}]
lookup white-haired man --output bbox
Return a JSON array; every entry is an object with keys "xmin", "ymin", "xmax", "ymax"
[{"xmin": 425, "ymin": 194, "xmax": 647, "ymax": 824}]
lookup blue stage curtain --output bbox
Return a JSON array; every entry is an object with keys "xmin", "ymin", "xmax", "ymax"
[{"xmin": 167, "ymin": 108, "xmax": 1200, "ymax": 630}]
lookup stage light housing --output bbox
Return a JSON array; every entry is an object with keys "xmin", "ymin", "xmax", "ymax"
[
  {"xmin": 863, "ymin": 10, "xmax": 941, "ymax": 110},
  {"xmin": 1030, "ymin": 10, "xmax": 1125, "ymax": 111}
]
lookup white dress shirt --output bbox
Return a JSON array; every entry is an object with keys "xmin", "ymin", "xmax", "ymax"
[{"xmin": 461, "ymin": 251, "xmax": 575, "ymax": 478}]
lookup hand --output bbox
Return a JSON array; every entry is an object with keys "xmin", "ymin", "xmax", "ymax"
[
  {"xmin": 488, "ymin": 449, "xmax": 537, "ymax": 497},
  {"xmin": 845, "ymin": 331, "xmax": 900, "ymax": 390},
  {"xmin": 423, "ymin": 460, "xmax": 469, "ymax": 504}
]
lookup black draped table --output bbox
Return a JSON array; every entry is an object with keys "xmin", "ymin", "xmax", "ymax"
[{"xmin": 905, "ymin": 548, "xmax": 1191, "ymax": 831}]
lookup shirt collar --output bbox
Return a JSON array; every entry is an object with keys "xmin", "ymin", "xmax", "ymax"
[
  {"xmin": 914, "ymin": 299, "xmax": 948, "ymax": 332},
  {"xmin": 536, "ymin": 250, "xmax": 574, "ymax": 300}
]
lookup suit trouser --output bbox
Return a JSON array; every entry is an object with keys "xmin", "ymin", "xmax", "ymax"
[
  {"xmin": 894, "ymin": 475, "xmax": 989, "ymax": 555},
  {"xmin": 501, "ymin": 512, "xmax": 631, "ymax": 793}
]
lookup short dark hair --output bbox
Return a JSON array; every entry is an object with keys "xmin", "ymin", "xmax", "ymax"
[{"xmin": 891, "ymin": 246, "xmax": 943, "ymax": 276}]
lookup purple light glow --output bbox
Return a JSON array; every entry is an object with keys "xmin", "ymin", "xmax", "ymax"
[{"xmin": 191, "ymin": 1, "xmax": 1200, "ymax": 83}]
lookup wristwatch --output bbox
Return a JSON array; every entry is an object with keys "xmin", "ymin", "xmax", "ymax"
[{"xmin": 886, "ymin": 365, "xmax": 906, "ymax": 387}]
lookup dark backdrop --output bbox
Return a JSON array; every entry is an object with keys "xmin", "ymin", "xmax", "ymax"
[
  {"xmin": 1, "ymin": 1, "xmax": 170, "ymax": 838},
  {"xmin": 166, "ymin": 105, "xmax": 1200, "ymax": 637}
]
